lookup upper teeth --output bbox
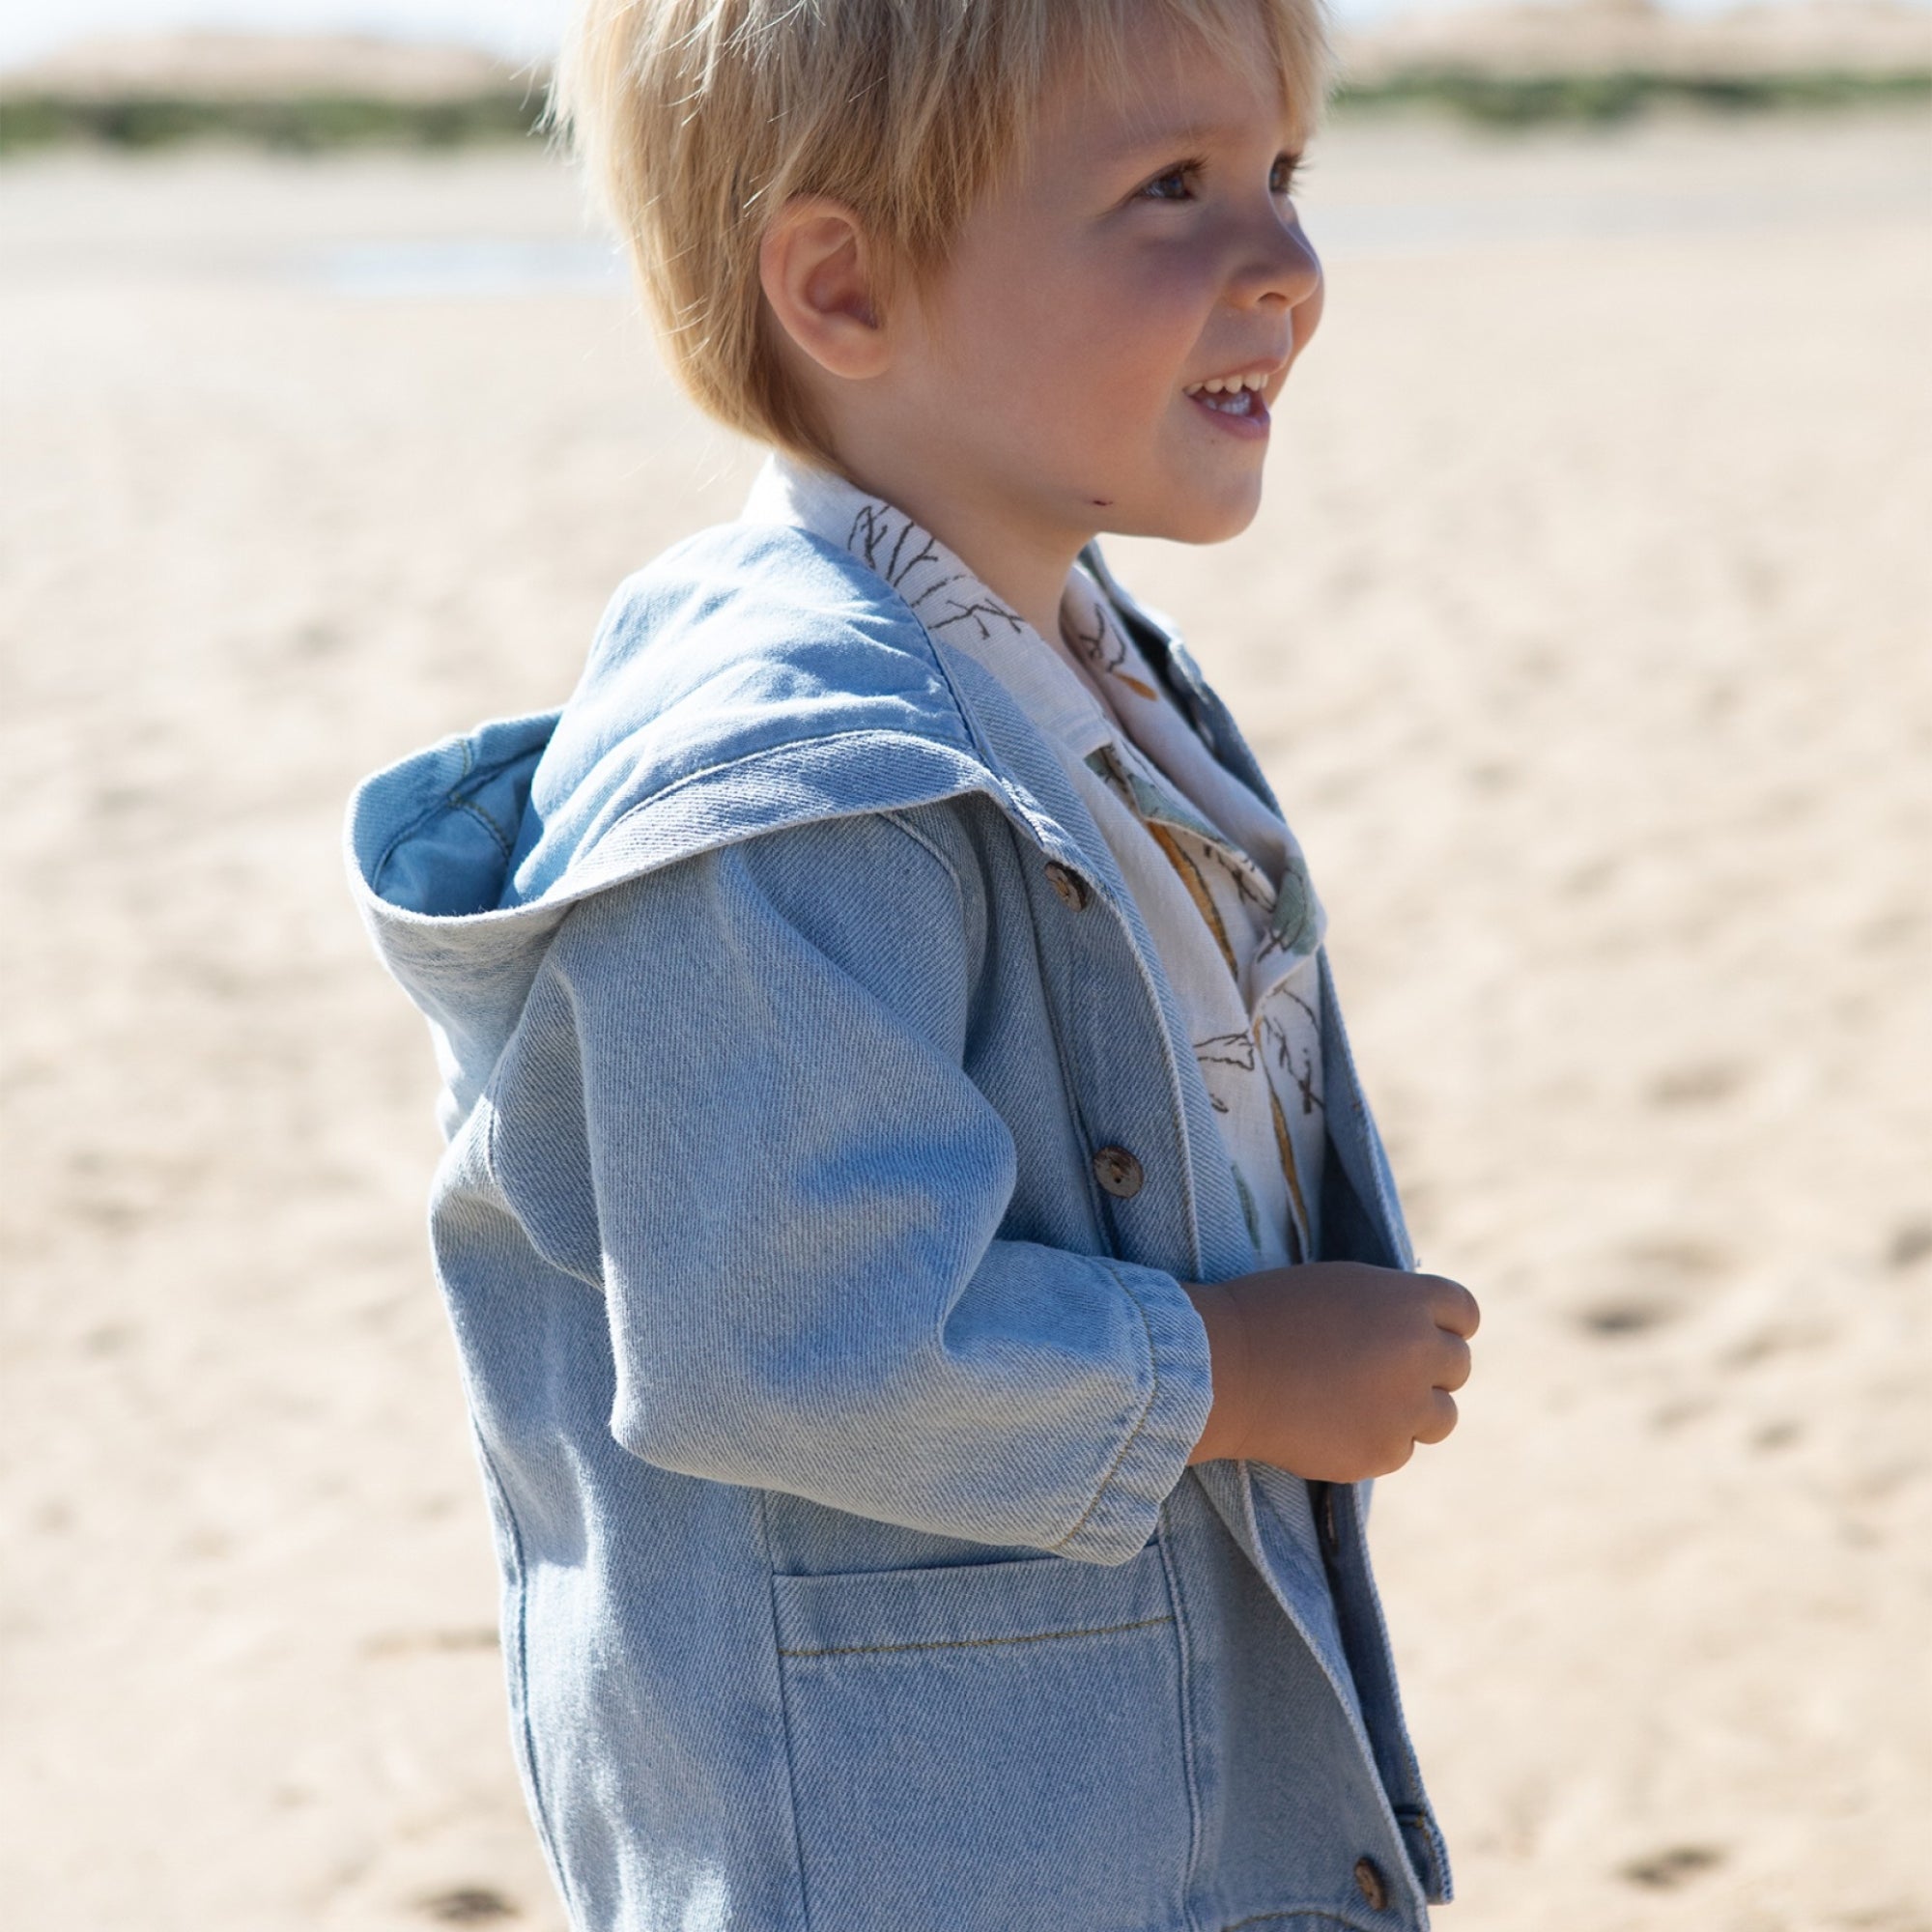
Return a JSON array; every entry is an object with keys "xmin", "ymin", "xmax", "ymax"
[{"xmin": 1186, "ymin": 372, "xmax": 1267, "ymax": 395}]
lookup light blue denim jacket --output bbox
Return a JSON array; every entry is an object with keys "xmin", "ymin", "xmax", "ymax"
[{"xmin": 348, "ymin": 520, "xmax": 1449, "ymax": 1932}]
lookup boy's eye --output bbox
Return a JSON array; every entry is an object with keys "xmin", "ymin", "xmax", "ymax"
[
  {"xmin": 1138, "ymin": 164, "xmax": 1197, "ymax": 203},
  {"xmin": 1137, "ymin": 154, "xmax": 1304, "ymax": 204}
]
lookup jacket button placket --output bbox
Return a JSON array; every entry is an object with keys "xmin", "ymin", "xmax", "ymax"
[
  {"xmin": 1091, "ymin": 1145, "xmax": 1144, "ymax": 1200},
  {"xmin": 1042, "ymin": 860, "xmax": 1090, "ymax": 911},
  {"xmin": 1352, "ymin": 1855, "xmax": 1390, "ymax": 1911}
]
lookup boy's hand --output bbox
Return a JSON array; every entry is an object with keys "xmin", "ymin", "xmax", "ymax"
[{"xmin": 1184, "ymin": 1264, "xmax": 1478, "ymax": 1482}]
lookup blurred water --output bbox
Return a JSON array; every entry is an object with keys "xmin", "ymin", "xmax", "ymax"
[
  {"xmin": 1307, "ymin": 171, "xmax": 1931, "ymax": 256},
  {"xmin": 298, "ymin": 169, "xmax": 1929, "ymax": 296},
  {"xmin": 312, "ymin": 236, "xmax": 625, "ymax": 297}
]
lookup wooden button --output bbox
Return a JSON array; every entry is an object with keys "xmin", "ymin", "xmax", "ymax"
[
  {"xmin": 1091, "ymin": 1146, "xmax": 1144, "ymax": 1199},
  {"xmin": 1352, "ymin": 1856, "xmax": 1389, "ymax": 1911},
  {"xmin": 1042, "ymin": 861, "xmax": 1089, "ymax": 911}
]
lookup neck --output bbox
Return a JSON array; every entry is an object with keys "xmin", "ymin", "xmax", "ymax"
[{"xmin": 830, "ymin": 442, "xmax": 1090, "ymax": 646}]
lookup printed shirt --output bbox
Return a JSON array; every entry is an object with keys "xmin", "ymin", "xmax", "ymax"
[{"xmin": 746, "ymin": 455, "xmax": 1327, "ymax": 1269}]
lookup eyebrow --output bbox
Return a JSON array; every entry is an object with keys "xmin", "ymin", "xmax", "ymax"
[{"xmin": 1101, "ymin": 117, "xmax": 1300, "ymax": 163}]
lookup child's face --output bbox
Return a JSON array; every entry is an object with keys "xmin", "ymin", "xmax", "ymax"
[{"xmin": 895, "ymin": 9, "xmax": 1323, "ymax": 554}]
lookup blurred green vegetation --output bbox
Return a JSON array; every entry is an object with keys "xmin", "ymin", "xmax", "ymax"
[
  {"xmin": 0, "ymin": 70, "xmax": 1925, "ymax": 155},
  {"xmin": 1335, "ymin": 67, "xmax": 1932, "ymax": 125},
  {"xmin": 0, "ymin": 89, "xmax": 548, "ymax": 155}
]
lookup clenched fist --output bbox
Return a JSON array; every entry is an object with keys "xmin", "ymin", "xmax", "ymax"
[{"xmin": 1185, "ymin": 1263, "xmax": 1479, "ymax": 1482}]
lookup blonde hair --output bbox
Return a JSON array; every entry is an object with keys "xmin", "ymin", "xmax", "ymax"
[{"xmin": 554, "ymin": 0, "xmax": 1331, "ymax": 461}]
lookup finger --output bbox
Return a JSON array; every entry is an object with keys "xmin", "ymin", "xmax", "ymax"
[
  {"xmin": 1426, "ymin": 1277, "xmax": 1481, "ymax": 1340},
  {"xmin": 1433, "ymin": 1333, "xmax": 1472, "ymax": 1394},
  {"xmin": 1411, "ymin": 1389, "xmax": 1459, "ymax": 1446}
]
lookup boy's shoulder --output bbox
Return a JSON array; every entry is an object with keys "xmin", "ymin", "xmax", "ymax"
[
  {"xmin": 578, "ymin": 516, "xmax": 977, "ymax": 767},
  {"xmin": 609, "ymin": 518, "xmax": 953, "ymax": 686},
  {"xmin": 504, "ymin": 518, "xmax": 993, "ymax": 902}
]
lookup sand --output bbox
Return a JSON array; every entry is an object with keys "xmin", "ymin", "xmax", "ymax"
[{"xmin": 2, "ymin": 107, "xmax": 1927, "ymax": 1932}]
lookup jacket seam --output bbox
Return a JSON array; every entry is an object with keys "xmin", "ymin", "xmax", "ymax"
[
  {"xmin": 367, "ymin": 736, "xmax": 478, "ymax": 895},
  {"xmin": 994, "ymin": 814, "xmax": 1115, "ymax": 1240},
  {"xmin": 1221, "ymin": 1914, "xmax": 1386, "ymax": 1931},
  {"xmin": 452, "ymin": 795, "xmax": 515, "ymax": 861},
  {"xmin": 1156, "ymin": 1525, "xmax": 1208, "ymax": 1932},
  {"xmin": 777, "ymin": 1613, "xmax": 1174, "ymax": 1660},
  {"xmin": 467, "ymin": 1109, "xmax": 577, "ymax": 1921},
  {"xmin": 574, "ymin": 727, "xmax": 977, "ymax": 877},
  {"xmin": 876, "ymin": 807, "xmax": 967, "ymax": 905},
  {"xmin": 1046, "ymin": 1262, "xmax": 1164, "ymax": 1552},
  {"xmin": 757, "ymin": 1491, "xmax": 815, "ymax": 1932},
  {"xmin": 1112, "ymin": 908, "xmax": 1208, "ymax": 1282},
  {"xmin": 1322, "ymin": 1478, "xmax": 1447, "ymax": 1907},
  {"xmin": 472, "ymin": 1443, "xmax": 580, "ymax": 1914}
]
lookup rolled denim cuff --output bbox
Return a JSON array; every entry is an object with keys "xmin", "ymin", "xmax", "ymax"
[{"xmin": 1049, "ymin": 1263, "xmax": 1214, "ymax": 1566}]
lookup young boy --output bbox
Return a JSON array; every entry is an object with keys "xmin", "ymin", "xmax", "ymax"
[{"xmin": 349, "ymin": 2, "xmax": 1478, "ymax": 1926}]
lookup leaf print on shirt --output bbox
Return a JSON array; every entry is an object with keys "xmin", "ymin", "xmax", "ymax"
[
  {"xmin": 1194, "ymin": 1031, "xmax": 1259, "ymax": 1114},
  {"xmin": 845, "ymin": 502, "xmax": 942, "ymax": 592},
  {"xmin": 846, "ymin": 501, "xmax": 1029, "ymax": 642},
  {"xmin": 1257, "ymin": 857, "xmax": 1321, "ymax": 964},
  {"xmin": 1088, "ymin": 745, "xmax": 1261, "ymax": 985},
  {"xmin": 1118, "ymin": 758, "xmax": 1226, "ymax": 849},
  {"xmin": 1195, "ymin": 835, "xmax": 1273, "ymax": 916},
  {"xmin": 1260, "ymin": 1009, "xmax": 1323, "ymax": 1119},
  {"xmin": 1264, "ymin": 1077, "xmax": 1312, "ymax": 1264},
  {"xmin": 925, "ymin": 592, "xmax": 1034, "ymax": 642},
  {"xmin": 1146, "ymin": 821, "xmax": 1240, "ymax": 980},
  {"xmin": 1231, "ymin": 1164, "xmax": 1264, "ymax": 1252},
  {"xmin": 1063, "ymin": 602, "xmax": 1159, "ymax": 702}
]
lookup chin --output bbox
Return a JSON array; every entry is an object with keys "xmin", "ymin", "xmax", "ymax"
[
  {"xmin": 1082, "ymin": 459, "xmax": 1264, "ymax": 547},
  {"xmin": 1140, "ymin": 484, "xmax": 1264, "ymax": 548}
]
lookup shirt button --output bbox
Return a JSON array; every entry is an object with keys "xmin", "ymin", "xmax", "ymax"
[
  {"xmin": 1352, "ymin": 1856, "xmax": 1389, "ymax": 1911},
  {"xmin": 1042, "ymin": 861, "xmax": 1090, "ymax": 911},
  {"xmin": 1092, "ymin": 1146, "xmax": 1144, "ymax": 1199}
]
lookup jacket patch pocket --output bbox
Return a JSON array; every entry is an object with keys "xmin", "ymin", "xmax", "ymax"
[{"xmin": 772, "ymin": 1544, "xmax": 1191, "ymax": 1932}]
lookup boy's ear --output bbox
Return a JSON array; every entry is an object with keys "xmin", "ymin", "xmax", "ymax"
[{"xmin": 758, "ymin": 197, "xmax": 891, "ymax": 382}]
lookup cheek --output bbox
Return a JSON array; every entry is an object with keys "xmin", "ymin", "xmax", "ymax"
[
  {"xmin": 1290, "ymin": 274, "xmax": 1325, "ymax": 361},
  {"xmin": 1005, "ymin": 267, "xmax": 1204, "ymax": 443},
  {"xmin": 1089, "ymin": 247, "xmax": 1215, "ymax": 375},
  {"xmin": 919, "ymin": 242, "xmax": 1211, "ymax": 478}
]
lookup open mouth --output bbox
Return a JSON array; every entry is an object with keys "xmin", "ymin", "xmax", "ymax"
[{"xmin": 1183, "ymin": 370, "xmax": 1271, "ymax": 429}]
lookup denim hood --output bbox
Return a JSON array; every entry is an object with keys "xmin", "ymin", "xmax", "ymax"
[{"xmin": 351, "ymin": 523, "xmax": 1016, "ymax": 1141}]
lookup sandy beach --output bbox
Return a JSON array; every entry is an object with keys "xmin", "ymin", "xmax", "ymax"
[{"xmin": 2, "ymin": 104, "xmax": 1927, "ymax": 1930}]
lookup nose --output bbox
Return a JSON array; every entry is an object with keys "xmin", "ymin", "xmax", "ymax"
[{"xmin": 1231, "ymin": 203, "xmax": 1321, "ymax": 315}]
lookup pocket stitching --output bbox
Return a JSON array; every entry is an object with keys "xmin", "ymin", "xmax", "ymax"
[{"xmin": 779, "ymin": 1610, "xmax": 1175, "ymax": 1660}]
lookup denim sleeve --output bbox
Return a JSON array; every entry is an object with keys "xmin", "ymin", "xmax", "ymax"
[{"xmin": 534, "ymin": 805, "xmax": 1212, "ymax": 1565}]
